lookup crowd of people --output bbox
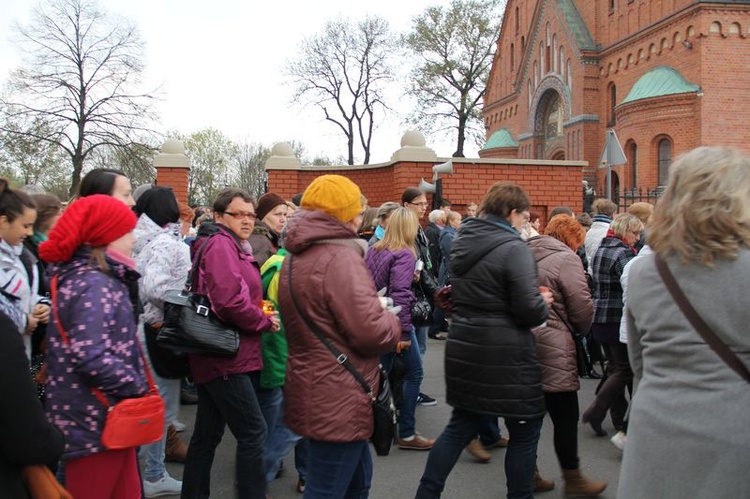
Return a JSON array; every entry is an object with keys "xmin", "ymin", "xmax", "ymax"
[{"xmin": 1, "ymin": 145, "xmax": 749, "ymax": 499}]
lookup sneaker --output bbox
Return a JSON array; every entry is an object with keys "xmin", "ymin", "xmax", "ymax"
[
  {"xmin": 416, "ymin": 393, "xmax": 437, "ymax": 406},
  {"xmin": 171, "ymin": 420, "xmax": 187, "ymax": 432},
  {"xmin": 144, "ymin": 473, "xmax": 182, "ymax": 498},
  {"xmin": 398, "ymin": 434, "xmax": 435, "ymax": 450},
  {"xmin": 296, "ymin": 477, "xmax": 306, "ymax": 493},
  {"xmin": 610, "ymin": 430, "xmax": 627, "ymax": 451}
]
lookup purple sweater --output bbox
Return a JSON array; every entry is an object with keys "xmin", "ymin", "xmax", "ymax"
[
  {"xmin": 45, "ymin": 250, "xmax": 148, "ymax": 461},
  {"xmin": 365, "ymin": 247, "xmax": 416, "ymax": 338}
]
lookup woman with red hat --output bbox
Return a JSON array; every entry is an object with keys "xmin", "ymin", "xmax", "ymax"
[{"xmin": 40, "ymin": 194, "xmax": 149, "ymax": 499}]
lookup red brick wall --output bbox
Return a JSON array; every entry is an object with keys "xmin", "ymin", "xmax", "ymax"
[
  {"xmin": 155, "ymin": 167, "xmax": 189, "ymax": 206},
  {"xmin": 268, "ymin": 159, "xmax": 585, "ymax": 219}
]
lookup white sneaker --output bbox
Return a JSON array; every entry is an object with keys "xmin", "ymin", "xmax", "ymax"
[
  {"xmin": 172, "ymin": 420, "xmax": 187, "ymax": 432},
  {"xmin": 144, "ymin": 473, "xmax": 182, "ymax": 497},
  {"xmin": 610, "ymin": 430, "xmax": 627, "ymax": 451}
]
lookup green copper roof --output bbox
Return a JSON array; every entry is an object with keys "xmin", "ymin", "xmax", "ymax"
[
  {"xmin": 557, "ymin": 0, "xmax": 598, "ymax": 51},
  {"xmin": 621, "ymin": 66, "xmax": 700, "ymax": 105},
  {"xmin": 483, "ymin": 128, "xmax": 518, "ymax": 150}
]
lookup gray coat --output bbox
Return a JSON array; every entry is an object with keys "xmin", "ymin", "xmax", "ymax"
[{"xmin": 618, "ymin": 250, "xmax": 750, "ymax": 499}]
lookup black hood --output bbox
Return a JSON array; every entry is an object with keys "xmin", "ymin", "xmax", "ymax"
[{"xmin": 450, "ymin": 215, "xmax": 518, "ymax": 276}]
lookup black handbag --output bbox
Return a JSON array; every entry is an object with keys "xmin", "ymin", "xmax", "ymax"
[
  {"xmin": 157, "ymin": 236, "xmax": 240, "ymax": 357},
  {"xmin": 410, "ymin": 284, "xmax": 432, "ymax": 326},
  {"xmin": 286, "ymin": 254, "xmax": 397, "ymax": 456},
  {"xmin": 144, "ymin": 323, "xmax": 190, "ymax": 378}
]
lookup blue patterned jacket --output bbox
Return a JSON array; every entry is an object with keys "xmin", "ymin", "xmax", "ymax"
[
  {"xmin": 45, "ymin": 248, "xmax": 148, "ymax": 460},
  {"xmin": 591, "ymin": 237, "xmax": 636, "ymax": 324}
]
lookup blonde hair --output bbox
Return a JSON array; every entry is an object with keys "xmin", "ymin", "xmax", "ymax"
[
  {"xmin": 592, "ymin": 198, "xmax": 617, "ymax": 216},
  {"xmin": 373, "ymin": 208, "xmax": 418, "ymax": 255},
  {"xmin": 648, "ymin": 147, "xmax": 750, "ymax": 265},
  {"xmin": 627, "ymin": 202, "xmax": 653, "ymax": 225},
  {"xmin": 610, "ymin": 213, "xmax": 643, "ymax": 239}
]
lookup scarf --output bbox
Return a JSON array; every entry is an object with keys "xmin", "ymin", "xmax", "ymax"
[{"xmin": 606, "ymin": 228, "xmax": 638, "ymax": 254}]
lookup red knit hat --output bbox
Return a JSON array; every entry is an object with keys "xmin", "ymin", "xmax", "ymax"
[{"xmin": 39, "ymin": 194, "xmax": 137, "ymax": 263}]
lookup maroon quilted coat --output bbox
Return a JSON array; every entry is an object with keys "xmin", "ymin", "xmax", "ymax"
[
  {"xmin": 278, "ymin": 210, "xmax": 400, "ymax": 443},
  {"xmin": 527, "ymin": 235, "xmax": 593, "ymax": 393}
]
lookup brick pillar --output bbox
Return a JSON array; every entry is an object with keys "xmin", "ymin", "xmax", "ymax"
[{"xmin": 153, "ymin": 139, "xmax": 191, "ymax": 205}]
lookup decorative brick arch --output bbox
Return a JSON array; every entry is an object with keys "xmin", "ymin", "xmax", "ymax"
[{"xmin": 529, "ymin": 75, "xmax": 572, "ymax": 134}]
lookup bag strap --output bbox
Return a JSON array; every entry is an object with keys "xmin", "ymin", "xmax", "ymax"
[
  {"xmin": 186, "ymin": 233, "xmax": 217, "ymax": 291},
  {"xmin": 285, "ymin": 254, "xmax": 374, "ymax": 400},
  {"xmin": 50, "ymin": 274, "xmax": 160, "ymax": 407},
  {"xmin": 655, "ymin": 255, "xmax": 750, "ymax": 384}
]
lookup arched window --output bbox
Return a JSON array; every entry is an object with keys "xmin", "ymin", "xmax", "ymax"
[
  {"xmin": 627, "ymin": 141, "xmax": 638, "ymax": 188},
  {"xmin": 515, "ymin": 7, "xmax": 520, "ymax": 35},
  {"xmin": 658, "ymin": 138, "xmax": 672, "ymax": 185},
  {"xmin": 608, "ymin": 83, "xmax": 617, "ymax": 126},
  {"xmin": 510, "ymin": 43, "xmax": 515, "ymax": 70},
  {"xmin": 544, "ymin": 94, "xmax": 563, "ymax": 138}
]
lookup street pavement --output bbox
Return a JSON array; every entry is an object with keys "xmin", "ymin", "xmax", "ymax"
[{"xmin": 165, "ymin": 338, "xmax": 624, "ymax": 498}]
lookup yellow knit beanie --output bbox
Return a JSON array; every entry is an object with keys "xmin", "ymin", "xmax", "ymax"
[{"xmin": 301, "ymin": 175, "xmax": 362, "ymax": 223}]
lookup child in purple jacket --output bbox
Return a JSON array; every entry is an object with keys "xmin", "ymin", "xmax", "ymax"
[{"xmin": 40, "ymin": 195, "xmax": 148, "ymax": 499}]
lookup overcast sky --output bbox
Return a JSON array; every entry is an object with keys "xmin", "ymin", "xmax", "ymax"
[{"xmin": 0, "ymin": 0, "xmax": 479, "ymax": 163}]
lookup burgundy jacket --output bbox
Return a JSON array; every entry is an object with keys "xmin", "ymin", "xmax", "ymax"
[
  {"xmin": 189, "ymin": 223, "xmax": 274, "ymax": 384},
  {"xmin": 279, "ymin": 210, "xmax": 400, "ymax": 442},
  {"xmin": 527, "ymin": 235, "xmax": 593, "ymax": 393}
]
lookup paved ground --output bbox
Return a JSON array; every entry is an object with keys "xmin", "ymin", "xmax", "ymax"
[{"xmin": 164, "ymin": 338, "xmax": 624, "ymax": 498}]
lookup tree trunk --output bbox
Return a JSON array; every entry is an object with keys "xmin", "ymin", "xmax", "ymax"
[
  {"xmin": 68, "ymin": 154, "xmax": 84, "ymax": 199},
  {"xmin": 453, "ymin": 117, "xmax": 467, "ymax": 158}
]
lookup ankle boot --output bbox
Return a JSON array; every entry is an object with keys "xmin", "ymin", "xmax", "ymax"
[
  {"xmin": 534, "ymin": 466, "xmax": 555, "ymax": 493},
  {"xmin": 562, "ymin": 468, "xmax": 607, "ymax": 497},
  {"xmin": 165, "ymin": 424, "xmax": 188, "ymax": 463},
  {"xmin": 465, "ymin": 439, "xmax": 492, "ymax": 463}
]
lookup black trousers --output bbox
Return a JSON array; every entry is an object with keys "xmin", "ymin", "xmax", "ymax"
[{"xmin": 544, "ymin": 391, "xmax": 580, "ymax": 470}]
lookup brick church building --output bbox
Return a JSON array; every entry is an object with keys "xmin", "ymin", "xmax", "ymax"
[{"xmin": 480, "ymin": 0, "xmax": 750, "ymax": 199}]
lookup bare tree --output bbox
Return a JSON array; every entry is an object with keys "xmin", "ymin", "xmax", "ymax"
[
  {"xmin": 403, "ymin": 0, "xmax": 503, "ymax": 157},
  {"xmin": 0, "ymin": 0, "xmax": 158, "ymax": 197},
  {"xmin": 286, "ymin": 16, "xmax": 395, "ymax": 165},
  {"xmin": 89, "ymin": 141, "xmax": 158, "ymax": 188}
]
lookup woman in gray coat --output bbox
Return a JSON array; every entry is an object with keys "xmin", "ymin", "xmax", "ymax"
[{"xmin": 619, "ymin": 146, "xmax": 750, "ymax": 499}]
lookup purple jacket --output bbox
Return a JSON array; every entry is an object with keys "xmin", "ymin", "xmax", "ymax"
[
  {"xmin": 45, "ymin": 249, "xmax": 148, "ymax": 461},
  {"xmin": 188, "ymin": 224, "xmax": 273, "ymax": 384},
  {"xmin": 365, "ymin": 247, "xmax": 416, "ymax": 337}
]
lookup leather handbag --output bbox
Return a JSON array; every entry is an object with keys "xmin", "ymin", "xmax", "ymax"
[
  {"xmin": 286, "ymin": 254, "xmax": 397, "ymax": 456},
  {"xmin": 51, "ymin": 275, "xmax": 166, "ymax": 450},
  {"xmin": 156, "ymin": 235, "xmax": 240, "ymax": 357},
  {"xmin": 22, "ymin": 465, "xmax": 73, "ymax": 499},
  {"xmin": 143, "ymin": 322, "xmax": 190, "ymax": 379},
  {"xmin": 410, "ymin": 283, "xmax": 432, "ymax": 326}
]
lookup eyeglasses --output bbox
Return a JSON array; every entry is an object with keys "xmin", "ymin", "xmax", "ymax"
[
  {"xmin": 408, "ymin": 201, "xmax": 429, "ymax": 207},
  {"xmin": 223, "ymin": 211, "xmax": 258, "ymax": 221}
]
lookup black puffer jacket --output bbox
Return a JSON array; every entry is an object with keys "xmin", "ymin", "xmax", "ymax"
[{"xmin": 446, "ymin": 215, "xmax": 548, "ymax": 419}]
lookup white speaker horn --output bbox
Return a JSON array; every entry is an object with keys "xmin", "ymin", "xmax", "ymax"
[
  {"xmin": 432, "ymin": 160, "xmax": 454, "ymax": 179},
  {"xmin": 419, "ymin": 178, "xmax": 436, "ymax": 193}
]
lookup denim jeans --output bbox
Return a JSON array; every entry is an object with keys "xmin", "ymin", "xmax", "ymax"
[
  {"xmin": 142, "ymin": 375, "xmax": 180, "ymax": 481},
  {"xmin": 415, "ymin": 325, "xmax": 429, "ymax": 357},
  {"xmin": 305, "ymin": 439, "xmax": 371, "ymax": 499},
  {"xmin": 259, "ymin": 387, "xmax": 303, "ymax": 483},
  {"xmin": 416, "ymin": 409, "xmax": 543, "ymax": 499},
  {"xmin": 181, "ymin": 372, "xmax": 267, "ymax": 499},
  {"xmin": 295, "ymin": 438, "xmax": 309, "ymax": 480},
  {"xmin": 381, "ymin": 328, "xmax": 423, "ymax": 439},
  {"xmin": 477, "ymin": 415, "xmax": 503, "ymax": 447}
]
